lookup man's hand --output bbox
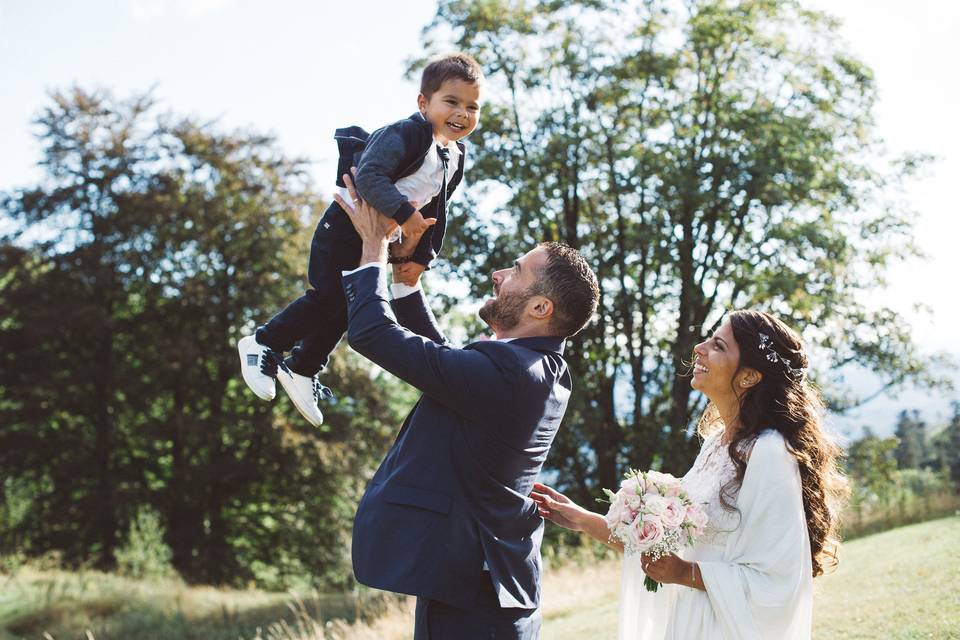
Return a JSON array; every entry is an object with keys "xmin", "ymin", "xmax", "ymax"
[
  {"xmin": 393, "ymin": 261, "xmax": 426, "ymax": 287},
  {"xmin": 333, "ymin": 170, "xmax": 402, "ymax": 265}
]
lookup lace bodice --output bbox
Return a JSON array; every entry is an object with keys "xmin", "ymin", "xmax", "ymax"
[{"xmin": 681, "ymin": 432, "xmax": 741, "ymax": 548}]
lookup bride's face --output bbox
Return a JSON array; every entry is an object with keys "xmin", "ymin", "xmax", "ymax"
[{"xmin": 691, "ymin": 318, "xmax": 742, "ymax": 400}]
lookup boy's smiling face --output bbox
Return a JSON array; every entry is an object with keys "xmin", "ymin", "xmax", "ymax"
[{"xmin": 417, "ymin": 78, "xmax": 481, "ymax": 145}]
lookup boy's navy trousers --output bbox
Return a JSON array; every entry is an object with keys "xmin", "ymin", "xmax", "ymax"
[{"xmin": 256, "ymin": 202, "xmax": 361, "ymax": 376}]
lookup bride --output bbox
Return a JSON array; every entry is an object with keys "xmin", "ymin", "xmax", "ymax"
[{"xmin": 532, "ymin": 310, "xmax": 847, "ymax": 639}]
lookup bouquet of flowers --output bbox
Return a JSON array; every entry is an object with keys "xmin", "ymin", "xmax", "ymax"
[{"xmin": 602, "ymin": 469, "xmax": 708, "ymax": 592}]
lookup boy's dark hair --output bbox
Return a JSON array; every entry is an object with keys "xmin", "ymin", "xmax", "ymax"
[
  {"xmin": 420, "ymin": 53, "xmax": 484, "ymax": 98},
  {"xmin": 533, "ymin": 242, "xmax": 599, "ymax": 338}
]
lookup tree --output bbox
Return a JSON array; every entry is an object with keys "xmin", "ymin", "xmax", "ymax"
[
  {"xmin": 416, "ymin": 0, "xmax": 941, "ymax": 501},
  {"xmin": 949, "ymin": 403, "xmax": 960, "ymax": 491},
  {"xmin": 893, "ymin": 409, "xmax": 927, "ymax": 470},
  {"xmin": 928, "ymin": 401, "xmax": 960, "ymax": 491},
  {"xmin": 0, "ymin": 87, "xmax": 410, "ymax": 586},
  {"xmin": 845, "ymin": 427, "xmax": 898, "ymax": 504}
]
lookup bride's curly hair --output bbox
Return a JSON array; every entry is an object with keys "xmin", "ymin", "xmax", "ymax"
[{"xmin": 696, "ymin": 310, "xmax": 848, "ymax": 577}]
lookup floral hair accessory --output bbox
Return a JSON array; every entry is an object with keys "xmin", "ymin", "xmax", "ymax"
[{"xmin": 758, "ymin": 333, "xmax": 806, "ymax": 381}]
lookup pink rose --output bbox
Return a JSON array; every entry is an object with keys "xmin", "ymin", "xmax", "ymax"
[
  {"xmin": 644, "ymin": 471, "xmax": 683, "ymax": 497},
  {"xmin": 630, "ymin": 513, "xmax": 664, "ymax": 551},
  {"xmin": 643, "ymin": 494, "xmax": 668, "ymax": 517},
  {"xmin": 605, "ymin": 497, "xmax": 632, "ymax": 528},
  {"xmin": 660, "ymin": 498, "xmax": 686, "ymax": 529},
  {"xmin": 662, "ymin": 482, "xmax": 683, "ymax": 498}
]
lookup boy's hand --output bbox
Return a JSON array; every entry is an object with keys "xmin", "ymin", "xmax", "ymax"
[
  {"xmin": 393, "ymin": 261, "xmax": 426, "ymax": 287},
  {"xmin": 390, "ymin": 201, "xmax": 433, "ymax": 260},
  {"xmin": 399, "ymin": 210, "xmax": 436, "ymax": 240}
]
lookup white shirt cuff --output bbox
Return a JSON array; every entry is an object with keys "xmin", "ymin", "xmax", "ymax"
[
  {"xmin": 390, "ymin": 281, "xmax": 422, "ymax": 299},
  {"xmin": 341, "ymin": 262, "xmax": 382, "ymax": 277}
]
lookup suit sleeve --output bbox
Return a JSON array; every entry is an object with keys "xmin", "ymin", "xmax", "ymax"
[
  {"xmin": 390, "ymin": 288, "xmax": 447, "ymax": 345},
  {"xmin": 353, "ymin": 123, "xmax": 418, "ymax": 226},
  {"xmin": 344, "ymin": 266, "xmax": 520, "ymax": 418}
]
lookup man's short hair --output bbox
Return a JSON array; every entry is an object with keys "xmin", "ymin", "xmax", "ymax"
[
  {"xmin": 420, "ymin": 53, "xmax": 484, "ymax": 98},
  {"xmin": 534, "ymin": 242, "xmax": 599, "ymax": 337}
]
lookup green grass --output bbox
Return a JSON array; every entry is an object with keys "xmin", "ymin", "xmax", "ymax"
[
  {"xmin": 538, "ymin": 516, "xmax": 960, "ymax": 640},
  {"xmin": 2, "ymin": 517, "xmax": 957, "ymax": 639},
  {"xmin": 0, "ymin": 567, "xmax": 389, "ymax": 640},
  {"xmin": 812, "ymin": 516, "xmax": 960, "ymax": 639}
]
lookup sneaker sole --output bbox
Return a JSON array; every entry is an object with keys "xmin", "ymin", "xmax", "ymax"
[
  {"xmin": 237, "ymin": 337, "xmax": 276, "ymax": 401},
  {"xmin": 277, "ymin": 370, "xmax": 324, "ymax": 427}
]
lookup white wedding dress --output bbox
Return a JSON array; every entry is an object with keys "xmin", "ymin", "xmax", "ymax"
[{"xmin": 618, "ymin": 430, "xmax": 813, "ymax": 639}]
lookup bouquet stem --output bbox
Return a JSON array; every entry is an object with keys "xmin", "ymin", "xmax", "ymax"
[{"xmin": 644, "ymin": 576, "xmax": 660, "ymax": 592}]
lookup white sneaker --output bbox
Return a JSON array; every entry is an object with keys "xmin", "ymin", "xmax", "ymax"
[
  {"xmin": 277, "ymin": 366, "xmax": 334, "ymax": 427},
  {"xmin": 237, "ymin": 336, "xmax": 277, "ymax": 401}
]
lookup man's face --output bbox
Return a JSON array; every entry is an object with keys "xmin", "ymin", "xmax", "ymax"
[
  {"xmin": 479, "ymin": 247, "xmax": 548, "ymax": 333},
  {"xmin": 418, "ymin": 78, "xmax": 482, "ymax": 145}
]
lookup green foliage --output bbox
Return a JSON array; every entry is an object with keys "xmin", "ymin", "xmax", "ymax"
[
  {"xmin": 0, "ymin": 0, "xmax": 949, "ymax": 592},
  {"xmin": 843, "ymin": 425, "xmax": 959, "ymax": 538},
  {"xmin": 113, "ymin": 507, "xmax": 175, "ymax": 580},
  {"xmin": 0, "ymin": 87, "xmax": 409, "ymax": 588},
  {"xmin": 894, "ymin": 409, "xmax": 927, "ymax": 470},
  {"xmin": 418, "ymin": 0, "xmax": 941, "ymax": 507},
  {"xmin": 928, "ymin": 401, "xmax": 960, "ymax": 489},
  {"xmin": 845, "ymin": 427, "xmax": 899, "ymax": 503}
]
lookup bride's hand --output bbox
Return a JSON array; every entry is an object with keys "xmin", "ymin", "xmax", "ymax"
[
  {"xmin": 531, "ymin": 482, "xmax": 589, "ymax": 532},
  {"xmin": 641, "ymin": 553, "xmax": 694, "ymax": 586}
]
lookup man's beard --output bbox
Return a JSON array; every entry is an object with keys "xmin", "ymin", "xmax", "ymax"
[{"xmin": 479, "ymin": 285, "xmax": 535, "ymax": 332}]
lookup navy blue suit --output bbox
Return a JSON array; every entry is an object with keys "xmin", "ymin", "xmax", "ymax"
[{"xmin": 343, "ymin": 266, "xmax": 570, "ymax": 639}]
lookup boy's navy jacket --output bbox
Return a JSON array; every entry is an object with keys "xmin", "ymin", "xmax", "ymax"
[
  {"xmin": 334, "ymin": 112, "xmax": 466, "ymax": 268},
  {"xmin": 343, "ymin": 266, "xmax": 570, "ymax": 611}
]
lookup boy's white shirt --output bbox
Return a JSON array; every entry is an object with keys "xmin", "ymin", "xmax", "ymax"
[{"xmin": 392, "ymin": 136, "xmax": 461, "ymax": 210}]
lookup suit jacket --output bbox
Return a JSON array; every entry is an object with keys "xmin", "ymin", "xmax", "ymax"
[{"xmin": 343, "ymin": 266, "xmax": 571, "ymax": 610}]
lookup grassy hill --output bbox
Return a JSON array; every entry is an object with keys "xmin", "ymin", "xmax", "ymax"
[
  {"xmin": 1, "ymin": 516, "xmax": 957, "ymax": 639},
  {"xmin": 538, "ymin": 515, "xmax": 960, "ymax": 640}
]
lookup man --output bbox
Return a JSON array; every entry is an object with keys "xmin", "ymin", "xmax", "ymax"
[{"xmin": 333, "ymin": 172, "xmax": 599, "ymax": 639}]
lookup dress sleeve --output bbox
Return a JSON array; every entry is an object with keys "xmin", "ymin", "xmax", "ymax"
[{"xmin": 697, "ymin": 431, "xmax": 813, "ymax": 639}]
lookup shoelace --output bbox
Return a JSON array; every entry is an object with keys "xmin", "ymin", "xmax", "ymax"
[
  {"xmin": 259, "ymin": 349, "xmax": 335, "ymax": 403},
  {"xmin": 312, "ymin": 378, "xmax": 335, "ymax": 404},
  {"xmin": 259, "ymin": 349, "xmax": 287, "ymax": 377}
]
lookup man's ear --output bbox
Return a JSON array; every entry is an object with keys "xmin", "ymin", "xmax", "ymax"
[{"xmin": 529, "ymin": 296, "xmax": 554, "ymax": 322}]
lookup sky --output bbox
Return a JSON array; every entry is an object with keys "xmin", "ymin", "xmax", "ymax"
[{"xmin": 1, "ymin": 0, "xmax": 957, "ymax": 436}]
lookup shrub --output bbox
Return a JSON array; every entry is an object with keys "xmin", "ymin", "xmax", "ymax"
[{"xmin": 113, "ymin": 506, "xmax": 176, "ymax": 580}]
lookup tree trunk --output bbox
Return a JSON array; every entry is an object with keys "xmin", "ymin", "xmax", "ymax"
[{"xmin": 90, "ymin": 209, "xmax": 119, "ymax": 567}]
